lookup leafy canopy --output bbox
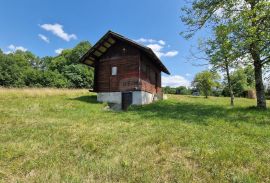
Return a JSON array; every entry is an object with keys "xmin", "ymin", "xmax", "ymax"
[
  {"xmin": 0, "ymin": 41, "xmax": 94, "ymax": 88},
  {"xmin": 192, "ymin": 71, "xmax": 220, "ymax": 98}
]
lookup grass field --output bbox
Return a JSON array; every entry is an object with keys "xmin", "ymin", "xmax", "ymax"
[{"xmin": 0, "ymin": 88, "xmax": 270, "ymax": 182}]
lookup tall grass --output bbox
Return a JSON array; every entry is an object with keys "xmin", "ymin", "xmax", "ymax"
[
  {"xmin": 0, "ymin": 88, "xmax": 88, "ymax": 97},
  {"xmin": 0, "ymin": 88, "xmax": 269, "ymax": 182}
]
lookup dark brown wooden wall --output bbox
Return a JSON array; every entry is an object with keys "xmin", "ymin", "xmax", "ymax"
[
  {"xmin": 139, "ymin": 54, "xmax": 162, "ymax": 94},
  {"xmin": 94, "ymin": 39, "xmax": 162, "ymax": 94},
  {"xmin": 95, "ymin": 40, "xmax": 140, "ymax": 92}
]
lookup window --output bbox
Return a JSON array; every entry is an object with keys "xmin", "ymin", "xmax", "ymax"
[
  {"xmin": 122, "ymin": 48, "xmax": 126, "ymax": 55},
  {"xmin": 111, "ymin": 66, "xmax": 117, "ymax": 76}
]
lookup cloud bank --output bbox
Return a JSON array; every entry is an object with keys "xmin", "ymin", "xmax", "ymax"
[
  {"xmin": 55, "ymin": 48, "xmax": 64, "ymax": 54},
  {"xmin": 135, "ymin": 38, "xmax": 178, "ymax": 58},
  {"xmin": 162, "ymin": 75, "xmax": 190, "ymax": 87},
  {"xmin": 4, "ymin": 44, "xmax": 27, "ymax": 54},
  {"xmin": 40, "ymin": 23, "xmax": 77, "ymax": 42}
]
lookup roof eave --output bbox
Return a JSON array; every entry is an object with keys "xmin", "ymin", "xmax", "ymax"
[{"xmin": 79, "ymin": 30, "xmax": 171, "ymax": 74}]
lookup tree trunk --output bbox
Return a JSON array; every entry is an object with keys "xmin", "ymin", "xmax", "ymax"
[
  {"xmin": 205, "ymin": 89, "xmax": 208, "ymax": 98},
  {"xmin": 250, "ymin": 43, "xmax": 266, "ymax": 108},
  {"xmin": 253, "ymin": 59, "xmax": 267, "ymax": 109},
  {"xmin": 225, "ymin": 62, "xmax": 234, "ymax": 106},
  {"xmin": 248, "ymin": 1, "xmax": 267, "ymax": 109}
]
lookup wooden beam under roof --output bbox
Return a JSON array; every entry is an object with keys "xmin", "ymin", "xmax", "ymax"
[
  {"xmin": 93, "ymin": 50, "xmax": 102, "ymax": 57},
  {"xmin": 103, "ymin": 42, "xmax": 111, "ymax": 48},
  {"xmin": 108, "ymin": 37, "xmax": 116, "ymax": 44},
  {"xmin": 84, "ymin": 59, "xmax": 94, "ymax": 66},
  {"xmin": 89, "ymin": 56, "xmax": 96, "ymax": 61},
  {"xmin": 98, "ymin": 46, "xmax": 107, "ymax": 53}
]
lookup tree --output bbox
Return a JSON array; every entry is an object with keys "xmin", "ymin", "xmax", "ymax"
[
  {"xmin": 244, "ymin": 65, "xmax": 255, "ymax": 88},
  {"xmin": 64, "ymin": 41, "xmax": 92, "ymax": 64},
  {"xmin": 202, "ymin": 25, "xmax": 239, "ymax": 106},
  {"xmin": 163, "ymin": 86, "xmax": 191, "ymax": 95},
  {"xmin": 0, "ymin": 41, "xmax": 94, "ymax": 88},
  {"xmin": 46, "ymin": 41, "xmax": 93, "ymax": 88},
  {"xmin": 192, "ymin": 71, "xmax": 220, "ymax": 98},
  {"xmin": 62, "ymin": 64, "xmax": 93, "ymax": 88},
  {"xmin": 222, "ymin": 66, "xmax": 255, "ymax": 97},
  {"xmin": 41, "ymin": 71, "xmax": 70, "ymax": 88},
  {"xmin": 0, "ymin": 51, "xmax": 33, "ymax": 87},
  {"xmin": 176, "ymin": 86, "xmax": 191, "ymax": 95},
  {"xmin": 231, "ymin": 69, "xmax": 249, "ymax": 97},
  {"xmin": 163, "ymin": 86, "xmax": 177, "ymax": 94},
  {"xmin": 181, "ymin": 0, "xmax": 270, "ymax": 109}
]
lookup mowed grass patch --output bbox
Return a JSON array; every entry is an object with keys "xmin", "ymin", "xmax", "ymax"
[{"xmin": 0, "ymin": 88, "xmax": 270, "ymax": 182}]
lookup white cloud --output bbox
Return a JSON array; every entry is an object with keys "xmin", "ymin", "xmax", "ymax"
[
  {"xmin": 163, "ymin": 51, "xmax": 178, "ymax": 57},
  {"xmin": 135, "ymin": 38, "xmax": 156, "ymax": 44},
  {"xmin": 158, "ymin": 40, "xmax": 166, "ymax": 45},
  {"xmin": 162, "ymin": 75, "xmax": 190, "ymax": 87},
  {"xmin": 147, "ymin": 44, "xmax": 163, "ymax": 52},
  {"xmin": 147, "ymin": 44, "xmax": 178, "ymax": 58},
  {"xmin": 185, "ymin": 73, "xmax": 191, "ymax": 77},
  {"xmin": 135, "ymin": 38, "xmax": 166, "ymax": 45},
  {"xmin": 40, "ymin": 23, "xmax": 77, "ymax": 42},
  {"xmin": 55, "ymin": 48, "xmax": 64, "ymax": 54},
  {"xmin": 214, "ymin": 8, "xmax": 225, "ymax": 17},
  {"xmin": 135, "ymin": 38, "xmax": 147, "ymax": 42},
  {"xmin": 135, "ymin": 37, "xmax": 178, "ymax": 58},
  {"xmin": 38, "ymin": 34, "xmax": 50, "ymax": 43},
  {"xmin": 4, "ymin": 44, "xmax": 27, "ymax": 54},
  {"xmin": 8, "ymin": 45, "xmax": 15, "ymax": 50}
]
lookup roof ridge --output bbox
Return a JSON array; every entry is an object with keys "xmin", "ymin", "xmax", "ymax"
[
  {"xmin": 79, "ymin": 30, "xmax": 170, "ymax": 75},
  {"xmin": 108, "ymin": 31, "xmax": 151, "ymax": 50}
]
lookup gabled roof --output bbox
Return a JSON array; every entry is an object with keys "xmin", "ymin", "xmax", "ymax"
[{"xmin": 79, "ymin": 30, "xmax": 170, "ymax": 75}]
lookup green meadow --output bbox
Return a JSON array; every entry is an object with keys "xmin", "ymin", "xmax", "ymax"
[{"xmin": 0, "ymin": 89, "xmax": 270, "ymax": 182}]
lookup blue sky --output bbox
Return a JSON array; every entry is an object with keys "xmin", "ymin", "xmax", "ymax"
[{"xmin": 0, "ymin": 0, "xmax": 209, "ymax": 87}]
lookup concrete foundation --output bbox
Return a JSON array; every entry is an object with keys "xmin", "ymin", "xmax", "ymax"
[
  {"xmin": 97, "ymin": 91, "xmax": 161, "ymax": 105},
  {"xmin": 97, "ymin": 92, "xmax": 122, "ymax": 104}
]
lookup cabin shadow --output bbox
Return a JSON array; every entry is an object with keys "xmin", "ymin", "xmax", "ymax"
[
  {"xmin": 128, "ymin": 100, "xmax": 270, "ymax": 126},
  {"xmin": 72, "ymin": 95, "xmax": 99, "ymax": 104}
]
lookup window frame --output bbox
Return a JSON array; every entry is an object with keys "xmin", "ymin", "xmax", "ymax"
[{"xmin": 111, "ymin": 66, "xmax": 117, "ymax": 76}]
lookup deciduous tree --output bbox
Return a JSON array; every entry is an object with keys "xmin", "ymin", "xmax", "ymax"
[
  {"xmin": 181, "ymin": 0, "xmax": 270, "ymax": 108},
  {"xmin": 192, "ymin": 71, "xmax": 220, "ymax": 98},
  {"xmin": 204, "ymin": 25, "xmax": 239, "ymax": 106}
]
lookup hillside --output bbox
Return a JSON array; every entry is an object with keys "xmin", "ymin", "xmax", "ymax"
[{"xmin": 0, "ymin": 89, "xmax": 270, "ymax": 182}]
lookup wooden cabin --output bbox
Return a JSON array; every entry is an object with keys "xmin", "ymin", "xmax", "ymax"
[{"xmin": 80, "ymin": 31, "xmax": 170, "ymax": 108}]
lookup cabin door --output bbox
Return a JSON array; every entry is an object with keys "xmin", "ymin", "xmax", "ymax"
[{"xmin": 122, "ymin": 92, "xmax": 132, "ymax": 110}]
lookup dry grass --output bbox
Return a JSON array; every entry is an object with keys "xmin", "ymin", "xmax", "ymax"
[{"xmin": 0, "ymin": 88, "xmax": 88, "ymax": 97}]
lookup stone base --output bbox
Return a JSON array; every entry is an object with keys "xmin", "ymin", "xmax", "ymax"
[{"xmin": 97, "ymin": 91, "xmax": 162, "ymax": 105}]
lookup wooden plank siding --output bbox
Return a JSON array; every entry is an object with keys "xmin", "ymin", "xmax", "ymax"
[
  {"xmin": 139, "ymin": 54, "xmax": 162, "ymax": 94},
  {"xmin": 95, "ymin": 40, "xmax": 140, "ymax": 92},
  {"xmin": 94, "ymin": 38, "xmax": 162, "ymax": 95}
]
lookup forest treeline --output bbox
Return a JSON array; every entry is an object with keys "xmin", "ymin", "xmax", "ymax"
[
  {"xmin": 0, "ymin": 41, "xmax": 93, "ymax": 88},
  {"xmin": 163, "ymin": 65, "xmax": 270, "ymax": 99},
  {"xmin": 1, "ymin": 40, "xmax": 269, "ymax": 100}
]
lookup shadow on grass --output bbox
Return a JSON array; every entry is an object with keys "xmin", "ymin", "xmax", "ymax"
[
  {"xmin": 72, "ymin": 95, "xmax": 99, "ymax": 104},
  {"xmin": 129, "ymin": 100, "xmax": 270, "ymax": 126}
]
